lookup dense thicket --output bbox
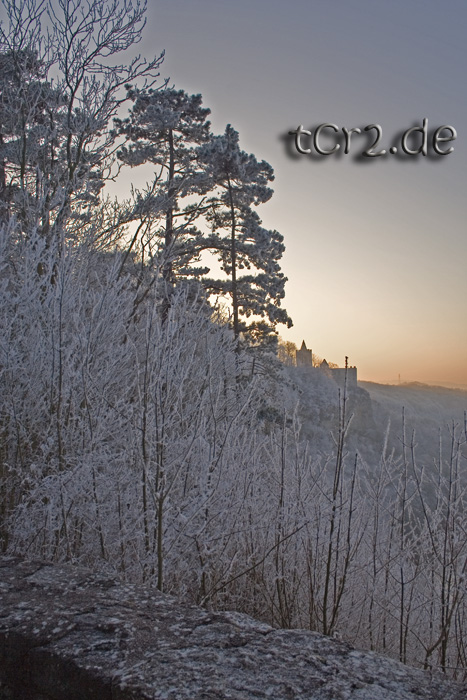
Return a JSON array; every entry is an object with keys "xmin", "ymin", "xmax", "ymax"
[{"xmin": 1, "ymin": 0, "xmax": 467, "ymax": 681}]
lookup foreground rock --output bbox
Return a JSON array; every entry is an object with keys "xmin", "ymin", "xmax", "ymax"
[{"xmin": 0, "ymin": 556, "xmax": 465, "ymax": 699}]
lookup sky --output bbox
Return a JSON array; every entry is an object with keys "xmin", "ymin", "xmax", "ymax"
[
  {"xmin": 132, "ymin": 0, "xmax": 467, "ymax": 387},
  {"xmin": 134, "ymin": 2, "xmax": 465, "ymax": 386}
]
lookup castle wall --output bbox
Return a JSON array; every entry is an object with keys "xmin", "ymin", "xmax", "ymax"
[{"xmin": 329, "ymin": 367, "xmax": 358, "ymax": 388}]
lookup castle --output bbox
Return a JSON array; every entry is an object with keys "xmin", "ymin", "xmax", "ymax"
[{"xmin": 296, "ymin": 340, "xmax": 358, "ymax": 388}]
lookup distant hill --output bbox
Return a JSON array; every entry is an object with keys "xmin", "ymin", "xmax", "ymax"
[
  {"xmin": 381, "ymin": 380, "xmax": 467, "ymax": 391},
  {"xmin": 280, "ymin": 367, "xmax": 467, "ymax": 469},
  {"xmin": 359, "ymin": 380, "xmax": 467, "ymax": 467}
]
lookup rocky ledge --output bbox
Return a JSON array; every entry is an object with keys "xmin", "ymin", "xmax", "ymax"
[{"xmin": 0, "ymin": 556, "xmax": 466, "ymax": 699}]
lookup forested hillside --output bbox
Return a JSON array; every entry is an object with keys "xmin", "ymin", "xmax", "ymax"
[{"xmin": 1, "ymin": 0, "xmax": 467, "ymax": 682}]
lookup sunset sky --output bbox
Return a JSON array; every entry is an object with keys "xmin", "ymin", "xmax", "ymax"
[{"xmin": 140, "ymin": 2, "xmax": 466, "ymax": 386}]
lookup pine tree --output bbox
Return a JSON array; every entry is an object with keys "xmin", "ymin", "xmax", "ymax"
[
  {"xmin": 198, "ymin": 124, "xmax": 292, "ymax": 344},
  {"xmin": 115, "ymin": 87, "xmax": 213, "ymax": 292}
]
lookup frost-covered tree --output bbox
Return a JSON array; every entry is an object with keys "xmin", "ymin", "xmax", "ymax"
[
  {"xmin": 0, "ymin": 0, "xmax": 164, "ymax": 251},
  {"xmin": 115, "ymin": 87, "xmax": 212, "ymax": 296},
  {"xmin": 0, "ymin": 45, "xmax": 66, "ymax": 235},
  {"xmin": 198, "ymin": 124, "xmax": 292, "ymax": 345}
]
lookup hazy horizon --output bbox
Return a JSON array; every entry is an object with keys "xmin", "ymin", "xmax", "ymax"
[{"xmin": 360, "ymin": 378, "xmax": 467, "ymax": 392}]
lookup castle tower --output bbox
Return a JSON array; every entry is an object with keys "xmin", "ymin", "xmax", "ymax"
[{"xmin": 296, "ymin": 340, "xmax": 313, "ymax": 367}]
